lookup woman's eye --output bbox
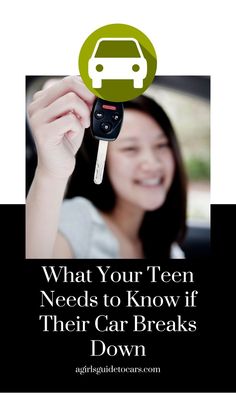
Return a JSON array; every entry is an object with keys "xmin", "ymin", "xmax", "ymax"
[
  {"xmin": 121, "ymin": 147, "xmax": 138, "ymax": 152},
  {"xmin": 155, "ymin": 142, "xmax": 169, "ymax": 149}
]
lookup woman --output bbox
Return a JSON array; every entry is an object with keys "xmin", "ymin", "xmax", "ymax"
[{"xmin": 26, "ymin": 76, "xmax": 187, "ymax": 259}]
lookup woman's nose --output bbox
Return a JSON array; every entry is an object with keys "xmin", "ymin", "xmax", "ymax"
[{"xmin": 139, "ymin": 149, "xmax": 162, "ymax": 172}]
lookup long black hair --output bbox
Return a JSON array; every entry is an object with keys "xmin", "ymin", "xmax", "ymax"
[{"xmin": 66, "ymin": 95, "xmax": 187, "ymax": 258}]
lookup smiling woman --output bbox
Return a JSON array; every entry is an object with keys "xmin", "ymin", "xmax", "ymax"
[
  {"xmin": 26, "ymin": 76, "xmax": 187, "ymax": 259},
  {"xmin": 106, "ymin": 110, "xmax": 175, "ymax": 212}
]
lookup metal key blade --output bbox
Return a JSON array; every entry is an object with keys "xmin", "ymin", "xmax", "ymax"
[{"xmin": 94, "ymin": 140, "xmax": 109, "ymax": 184}]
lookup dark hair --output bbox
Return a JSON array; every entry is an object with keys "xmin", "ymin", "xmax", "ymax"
[{"xmin": 66, "ymin": 95, "xmax": 187, "ymax": 258}]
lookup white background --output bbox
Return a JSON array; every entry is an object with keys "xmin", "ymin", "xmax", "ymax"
[{"xmin": 0, "ymin": 0, "xmax": 235, "ymax": 415}]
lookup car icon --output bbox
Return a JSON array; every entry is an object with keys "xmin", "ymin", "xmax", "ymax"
[{"xmin": 88, "ymin": 38, "xmax": 147, "ymax": 89}]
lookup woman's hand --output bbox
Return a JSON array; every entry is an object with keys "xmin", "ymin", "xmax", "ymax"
[{"xmin": 27, "ymin": 76, "xmax": 95, "ymax": 179}]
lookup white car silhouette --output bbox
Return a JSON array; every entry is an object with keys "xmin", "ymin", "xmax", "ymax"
[{"xmin": 88, "ymin": 38, "xmax": 147, "ymax": 89}]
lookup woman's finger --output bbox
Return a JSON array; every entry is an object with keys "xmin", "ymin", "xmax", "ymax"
[
  {"xmin": 32, "ymin": 90, "xmax": 43, "ymax": 101},
  {"xmin": 28, "ymin": 76, "xmax": 95, "ymax": 117},
  {"xmin": 41, "ymin": 91, "xmax": 91, "ymax": 128},
  {"xmin": 46, "ymin": 112, "xmax": 84, "ymax": 139}
]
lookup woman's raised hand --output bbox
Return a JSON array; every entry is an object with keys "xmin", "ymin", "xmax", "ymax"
[{"xmin": 27, "ymin": 76, "xmax": 95, "ymax": 179}]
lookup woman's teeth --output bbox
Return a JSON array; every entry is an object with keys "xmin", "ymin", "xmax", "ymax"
[{"xmin": 138, "ymin": 178, "xmax": 162, "ymax": 186}]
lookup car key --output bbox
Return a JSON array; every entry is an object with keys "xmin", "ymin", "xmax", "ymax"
[{"xmin": 91, "ymin": 98, "xmax": 124, "ymax": 184}]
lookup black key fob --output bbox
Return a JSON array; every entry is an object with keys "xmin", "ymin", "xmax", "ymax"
[{"xmin": 91, "ymin": 98, "xmax": 124, "ymax": 141}]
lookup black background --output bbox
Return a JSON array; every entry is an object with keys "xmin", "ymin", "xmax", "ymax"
[{"xmin": 0, "ymin": 204, "xmax": 235, "ymax": 392}]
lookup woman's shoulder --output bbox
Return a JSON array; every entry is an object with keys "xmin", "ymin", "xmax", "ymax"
[
  {"xmin": 170, "ymin": 242, "xmax": 185, "ymax": 259},
  {"xmin": 61, "ymin": 196, "xmax": 102, "ymax": 221},
  {"xmin": 58, "ymin": 197, "xmax": 119, "ymax": 258}
]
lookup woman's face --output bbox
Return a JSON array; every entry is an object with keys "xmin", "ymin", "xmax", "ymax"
[{"xmin": 106, "ymin": 109, "xmax": 175, "ymax": 212}]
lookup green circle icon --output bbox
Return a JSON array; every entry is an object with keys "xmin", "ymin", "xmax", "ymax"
[{"xmin": 78, "ymin": 23, "xmax": 157, "ymax": 102}]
